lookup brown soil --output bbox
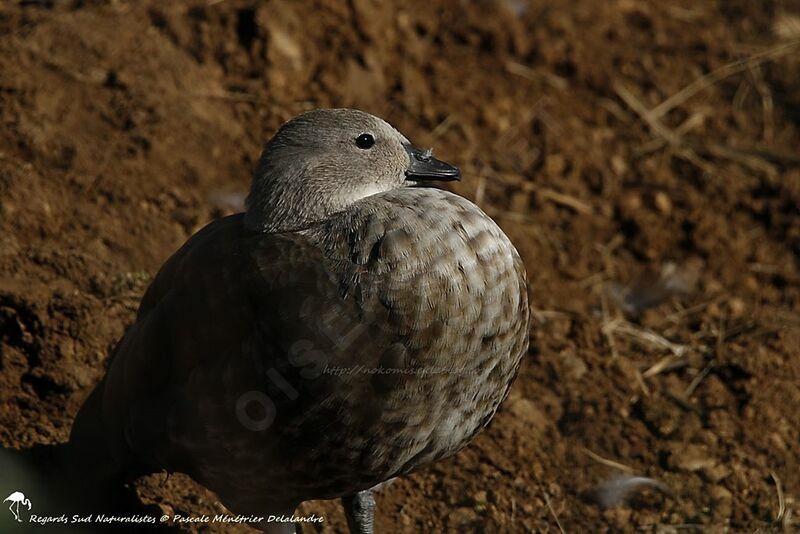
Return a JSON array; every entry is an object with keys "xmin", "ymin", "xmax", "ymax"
[{"xmin": 1, "ymin": 1, "xmax": 799, "ymax": 532}]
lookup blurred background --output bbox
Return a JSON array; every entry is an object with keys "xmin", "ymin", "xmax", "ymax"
[{"xmin": 0, "ymin": 0, "xmax": 798, "ymax": 532}]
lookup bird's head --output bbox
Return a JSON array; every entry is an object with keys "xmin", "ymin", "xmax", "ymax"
[{"xmin": 244, "ymin": 108, "xmax": 460, "ymax": 232}]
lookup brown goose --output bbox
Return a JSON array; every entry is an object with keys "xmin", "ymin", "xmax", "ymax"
[{"xmin": 69, "ymin": 109, "xmax": 530, "ymax": 533}]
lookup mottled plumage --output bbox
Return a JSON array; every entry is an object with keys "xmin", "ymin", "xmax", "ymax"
[{"xmin": 69, "ymin": 109, "xmax": 530, "ymax": 533}]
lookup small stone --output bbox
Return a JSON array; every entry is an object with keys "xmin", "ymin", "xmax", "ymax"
[
  {"xmin": 156, "ymin": 503, "xmax": 174, "ymax": 518},
  {"xmin": 0, "ymin": 200, "xmax": 15, "ymax": 217},
  {"xmin": 71, "ymin": 365, "xmax": 97, "ymax": 388},
  {"xmin": 706, "ymin": 279, "xmax": 724, "ymax": 294},
  {"xmin": 640, "ymin": 397, "xmax": 681, "ymax": 437},
  {"xmin": 744, "ymin": 275, "xmax": 760, "ymax": 292},
  {"xmin": 611, "ymin": 155, "xmax": 628, "ymax": 176},
  {"xmin": 769, "ymin": 432, "xmax": 788, "ymax": 452},
  {"xmin": 654, "ymin": 191, "xmax": 672, "ymax": 214},
  {"xmin": 505, "ymin": 397, "xmax": 549, "ymax": 438},
  {"xmin": 622, "ymin": 192, "xmax": 642, "ymax": 211},
  {"xmin": 603, "ymin": 506, "xmax": 632, "ymax": 526},
  {"xmin": 510, "ymin": 191, "xmax": 530, "ymax": 212},
  {"xmin": 562, "ymin": 351, "xmax": 588, "ymax": 379},
  {"xmin": 702, "ymin": 463, "xmax": 731, "ymax": 483},
  {"xmin": 173, "ymin": 208, "xmax": 198, "ymax": 228},
  {"xmin": 727, "ymin": 297, "xmax": 745, "ymax": 319},
  {"xmin": 545, "ymin": 154, "xmax": 566, "ymax": 175},
  {"xmin": 709, "ymin": 485, "xmax": 732, "ymax": 520},
  {"xmin": 496, "ymin": 115, "xmax": 511, "ymax": 133},
  {"xmin": 670, "ymin": 443, "xmax": 716, "ymax": 472},
  {"xmin": 58, "ymin": 339, "xmax": 76, "ymax": 360},
  {"xmin": 687, "ymin": 351, "xmax": 705, "ymax": 369},
  {"xmin": 448, "ymin": 507, "xmax": 477, "ymax": 527}
]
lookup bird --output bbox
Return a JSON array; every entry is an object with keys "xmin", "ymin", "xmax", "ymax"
[
  {"xmin": 68, "ymin": 108, "xmax": 531, "ymax": 533},
  {"xmin": 4, "ymin": 491, "xmax": 31, "ymax": 522}
]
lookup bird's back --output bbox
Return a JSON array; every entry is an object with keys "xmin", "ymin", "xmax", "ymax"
[{"xmin": 70, "ymin": 187, "xmax": 530, "ymax": 516}]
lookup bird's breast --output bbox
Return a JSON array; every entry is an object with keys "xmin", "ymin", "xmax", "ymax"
[{"xmin": 306, "ymin": 188, "xmax": 530, "ymax": 479}]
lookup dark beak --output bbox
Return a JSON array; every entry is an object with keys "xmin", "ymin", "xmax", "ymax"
[{"xmin": 404, "ymin": 145, "xmax": 461, "ymax": 182}]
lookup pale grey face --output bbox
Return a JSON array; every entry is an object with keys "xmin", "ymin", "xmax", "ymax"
[{"xmin": 244, "ymin": 109, "xmax": 460, "ymax": 233}]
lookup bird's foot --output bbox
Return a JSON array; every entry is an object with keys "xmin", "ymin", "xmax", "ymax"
[{"xmin": 342, "ymin": 489, "xmax": 375, "ymax": 534}]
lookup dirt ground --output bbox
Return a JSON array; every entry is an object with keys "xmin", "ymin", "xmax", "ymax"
[{"xmin": 0, "ymin": 0, "xmax": 799, "ymax": 532}]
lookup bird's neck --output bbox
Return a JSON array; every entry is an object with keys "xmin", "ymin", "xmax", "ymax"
[{"xmin": 244, "ymin": 195, "xmax": 324, "ymax": 233}]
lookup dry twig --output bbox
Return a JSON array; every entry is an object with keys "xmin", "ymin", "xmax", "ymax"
[
  {"xmin": 531, "ymin": 308, "xmax": 574, "ymax": 324},
  {"xmin": 600, "ymin": 300, "xmax": 620, "ymax": 360},
  {"xmin": 648, "ymin": 40, "xmax": 800, "ymax": 120},
  {"xmin": 506, "ymin": 61, "xmax": 569, "ymax": 90},
  {"xmin": 193, "ymin": 90, "xmax": 263, "ymax": 103},
  {"xmin": 582, "ymin": 448, "xmax": 634, "ymax": 474},
  {"xmin": 770, "ymin": 471, "xmax": 786, "ymax": 524},
  {"xmin": 603, "ymin": 319, "xmax": 692, "ymax": 358},
  {"xmin": 538, "ymin": 481, "xmax": 567, "ymax": 534},
  {"xmin": 642, "ymin": 354, "xmax": 686, "ymax": 378},
  {"xmin": 615, "ymin": 41, "xmax": 800, "ymax": 176},
  {"xmin": 536, "ymin": 188, "xmax": 594, "ymax": 215},
  {"xmin": 684, "ymin": 359, "xmax": 715, "ymax": 397},
  {"xmin": 613, "ymin": 82, "xmax": 715, "ymax": 174}
]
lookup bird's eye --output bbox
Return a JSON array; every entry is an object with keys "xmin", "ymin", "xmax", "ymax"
[{"xmin": 355, "ymin": 133, "xmax": 375, "ymax": 149}]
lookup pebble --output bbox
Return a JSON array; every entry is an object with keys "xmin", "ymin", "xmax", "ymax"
[
  {"xmin": 611, "ymin": 155, "xmax": 628, "ymax": 176},
  {"xmin": 622, "ymin": 192, "xmax": 642, "ymax": 211},
  {"xmin": 727, "ymin": 297, "xmax": 746, "ymax": 318},
  {"xmin": 654, "ymin": 191, "xmax": 672, "ymax": 214},
  {"xmin": 709, "ymin": 485, "xmax": 733, "ymax": 520},
  {"xmin": 545, "ymin": 153, "xmax": 566, "ymax": 176},
  {"xmin": 670, "ymin": 443, "xmax": 716, "ymax": 472},
  {"xmin": 505, "ymin": 397, "xmax": 550, "ymax": 439},
  {"xmin": 447, "ymin": 507, "xmax": 477, "ymax": 527}
]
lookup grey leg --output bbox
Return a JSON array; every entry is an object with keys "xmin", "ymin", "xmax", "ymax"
[{"xmin": 342, "ymin": 489, "xmax": 375, "ymax": 534}]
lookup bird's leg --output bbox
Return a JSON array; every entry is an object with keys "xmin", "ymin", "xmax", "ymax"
[
  {"xmin": 256, "ymin": 516, "xmax": 298, "ymax": 534},
  {"xmin": 342, "ymin": 489, "xmax": 375, "ymax": 534}
]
